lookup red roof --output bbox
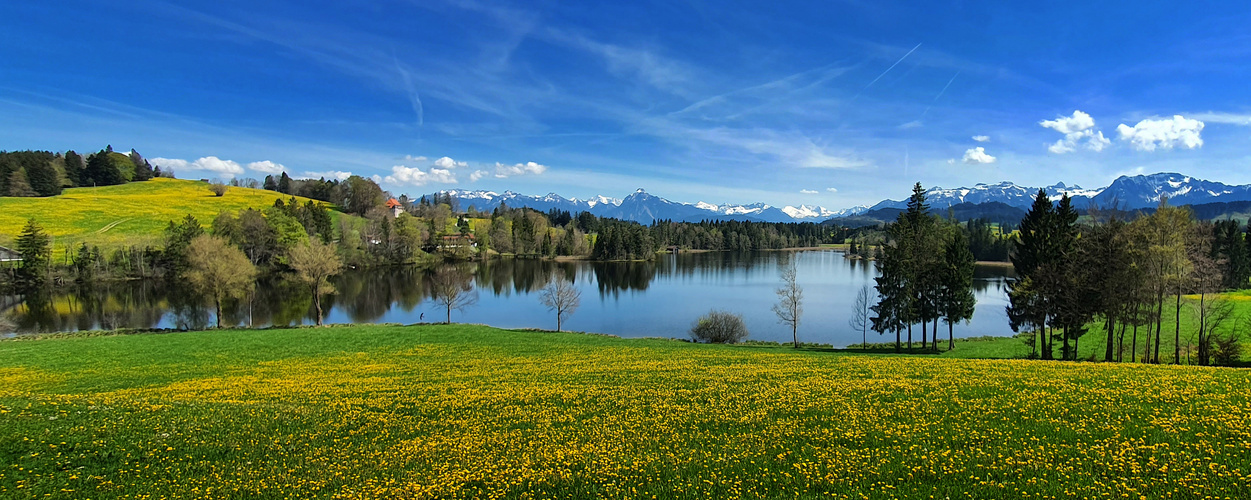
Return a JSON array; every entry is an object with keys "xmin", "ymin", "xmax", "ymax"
[{"xmin": 385, "ymin": 198, "xmax": 401, "ymax": 208}]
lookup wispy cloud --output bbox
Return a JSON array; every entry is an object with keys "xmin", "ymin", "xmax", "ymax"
[{"xmin": 800, "ymin": 189, "xmax": 818, "ymax": 194}]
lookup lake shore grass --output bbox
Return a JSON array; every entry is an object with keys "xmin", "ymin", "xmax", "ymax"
[{"xmin": 3, "ymin": 324, "xmax": 1249, "ymax": 499}]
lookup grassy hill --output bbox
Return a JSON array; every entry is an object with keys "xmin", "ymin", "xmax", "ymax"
[
  {"xmin": 0, "ymin": 178, "xmax": 323, "ymax": 252},
  {"xmin": 2, "ymin": 325, "xmax": 1248, "ymax": 498}
]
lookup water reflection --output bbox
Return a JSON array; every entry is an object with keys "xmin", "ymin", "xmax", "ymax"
[{"xmin": 2, "ymin": 251, "xmax": 1015, "ymax": 346}]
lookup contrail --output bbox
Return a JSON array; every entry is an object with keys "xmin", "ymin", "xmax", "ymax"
[
  {"xmin": 861, "ymin": 43, "xmax": 922, "ymax": 92},
  {"xmin": 392, "ymin": 53, "xmax": 424, "ymax": 131},
  {"xmin": 918, "ymin": 71, "xmax": 959, "ymax": 120}
]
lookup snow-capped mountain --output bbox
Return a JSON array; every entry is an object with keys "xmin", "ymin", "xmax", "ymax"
[
  {"xmin": 1090, "ymin": 173, "xmax": 1251, "ymax": 209},
  {"xmin": 437, "ymin": 173, "xmax": 1251, "ymax": 226},
  {"xmin": 436, "ymin": 188, "xmax": 851, "ymax": 224},
  {"xmin": 869, "ymin": 181, "xmax": 1101, "ymax": 211},
  {"xmin": 866, "ymin": 173, "xmax": 1251, "ymax": 212}
]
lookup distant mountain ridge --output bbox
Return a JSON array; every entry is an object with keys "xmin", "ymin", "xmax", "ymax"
[
  {"xmin": 871, "ymin": 173, "xmax": 1251, "ymax": 212},
  {"xmin": 440, "ymin": 188, "xmax": 868, "ymax": 225},
  {"xmin": 438, "ymin": 173, "xmax": 1251, "ymax": 226}
]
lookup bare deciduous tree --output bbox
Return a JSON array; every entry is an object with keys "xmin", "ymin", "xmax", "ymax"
[
  {"xmin": 539, "ymin": 270, "xmax": 581, "ymax": 332},
  {"xmin": 772, "ymin": 259, "xmax": 804, "ymax": 348},
  {"xmin": 431, "ymin": 266, "xmax": 478, "ymax": 324},
  {"xmin": 849, "ymin": 284, "xmax": 875, "ymax": 350},
  {"xmin": 289, "ymin": 239, "xmax": 344, "ymax": 326},
  {"xmin": 186, "ymin": 235, "xmax": 257, "ymax": 328}
]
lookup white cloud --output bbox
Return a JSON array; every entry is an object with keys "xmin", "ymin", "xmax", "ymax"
[
  {"xmin": 825, "ymin": 187, "xmax": 838, "ymax": 193},
  {"xmin": 299, "ymin": 170, "xmax": 352, "ymax": 181},
  {"xmin": 433, "ymin": 156, "xmax": 468, "ymax": 169},
  {"xmin": 470, "ymin": 170, "xmax": 489, "ymax": 182},
  {"xmin": 800, "ymin": 189, "xmax": 819, "ymax": 194},
  {"xmin": 150, "ymin": 157, "xmax": 189, "ymax": 171},
  {"xmin": 404, "ymin": 155, "xmax": 428, "ymax": 162},
  {"xmin": 1115, "ymin": 115, "xmax": 1205, "ymax": 151},
  {"xmin": 493, "ymin": 161, "xmax": 548, "ymax": 178},
  {"xmin": 382, "ymin": 165, "xmax": 459, "ymax": 186},
  {"xmin": 1039, "ymin": 110, "xmax": 1110, "ymax": 154},
  {"xmin": 946, "ymin": 158, "xmax": 955, "ymax": 165},
  {"xmin": 962, "ymin": 147, "xmax": 996, "ymax": 164},
  {"xmin": 151, "ymin": 156, "xmax": 243, "ymax": 176},
  {"xmin": 428, "ymin": 168, "xmax": 457, "ymax": 183},
  {"xmin": 972, "ymin": 135, "xmax": 990, "ymax": 142},
  {"xmin": 247, "ymin": 160, "xmax": 285, "ymax": 175}
]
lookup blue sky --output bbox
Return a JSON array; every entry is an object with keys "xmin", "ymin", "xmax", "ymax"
[{"xmin": 3, "ymin": 1, "xmax": 1251, "ymax": 209}]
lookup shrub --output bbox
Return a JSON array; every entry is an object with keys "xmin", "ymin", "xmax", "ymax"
[
  {"xmin": 690, "ymin": 310, "xmax": 749, "ymax": 344},
  {"xmin": 208, "ymin": 182, "xmax": 228, "ymax": 197},
  {"xmin": 1212, "ymin": 334, "xmax": 1243, "ymax": 367}
]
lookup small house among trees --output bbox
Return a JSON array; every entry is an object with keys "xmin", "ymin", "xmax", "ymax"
[{"xmin": 0, "ymin": 245, "xmax": 22, "ymax": 264}]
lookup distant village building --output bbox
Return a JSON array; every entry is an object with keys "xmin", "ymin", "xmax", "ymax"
[
  {"xmin": 386, "ymin": 198, "xmax": 403, "ymax": 218},
  {"xmin": 0, "ymin": 245, "xmax": 21, "ymax": 265},
  {"xmin": 439, "ymin": 234, "xmax": 477, "ymax": 249}
]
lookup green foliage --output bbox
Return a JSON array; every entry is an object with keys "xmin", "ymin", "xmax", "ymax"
[
  {"xmin": 15, "ymin": 219, "xmax": 52, "ymax": 289},
  {"xmin": 689, "ymin": 309, "xmax": 750, "ymax": 343},
  {"xmin": 185, "ymin": 234, "xmax": 257, "ymax": 328},
  {"xmin": 162, "ymin": 214, "xmax": 204, "ymax": 279},
  {"xmin": 288, "ymin": 239, "xmax": 344, "ymax": 326}
]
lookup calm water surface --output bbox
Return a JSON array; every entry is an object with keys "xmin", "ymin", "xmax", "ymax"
[{"xmin": 1, "ymin": 250, "xmax": 1014, "ymax": 347}]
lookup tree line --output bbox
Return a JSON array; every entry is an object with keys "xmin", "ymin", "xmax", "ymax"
[
  {"xmin": 870, "ymin": 183, "xmax": 979, "ymax": 353},
  {"xmin": 1007, "ymin": 190, "xmax": 1249, "ymax": 366},
  {"xmin": 0, "ymin": 146, "xmax": 162, "ymax": 197}
]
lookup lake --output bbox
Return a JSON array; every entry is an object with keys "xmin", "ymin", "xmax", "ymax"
[{"xmin": 1, "ymin": 250, "xmax": 1015, "ymax": 346}]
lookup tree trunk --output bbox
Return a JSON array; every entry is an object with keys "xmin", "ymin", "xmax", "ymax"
[
  {"xmin": 312, "ymin": 283, "xmax": 323, "ymax": 326},
  {"xmin": 907, "ymin": 323, "xmax": 913, "ymax": 350},
  {"xmin": 933, "ymin": 318, "xmax": 940, "ymax": 352},
  {"xmin": 921, "ymin": 320, "xmax": 927, "ymax": 350},
  {"xmin": 948, "ymin": 321, "xmax": 954, "ymax": 351},
  {"xmin": 214, "ymin": 295, "xmax": 223, "ymax": 329},
  {"xmin": 1174, "ymin": 292, "xmax": 1182, "ymax": 365},
  {"xmin": 1154, "ymin": 293, "xmax": 1164, "ymax": 364},
  {"xmin": 446, "ymin": 304, "xmax": 452, "ymax": 324},
  {"xmin": 1104, "ymin": 316, "xmax": 1114, "ymax": 362},
  {"xmin": 895, "ymin": 328, "xmax": 901, "ymax": 353},
  {"xmin": 557, "ymin": 312, "xmax": 562, "ymax": 332},
  {"xmin": 1131, "ymin": 321, "xmax": 1138, "ymax": 363},
  {"xmin": 1041, "ymin": 324, "xmax": 1053, "ymax": 360},
  {"xmin": 792, "ymin": 323, "xmax": 798, "ymax": 348}
]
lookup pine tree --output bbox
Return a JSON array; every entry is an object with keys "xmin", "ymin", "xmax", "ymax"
[
  {"xmin": 278, "ymin": 172, "xmax": 292, "ymax": 194},
  {"xmin": 7, "ymin": 168, "xmax": 38, "ymax": 197},
  {"xmin": 64, "ymin": 150, "xmax": 84, "ymax": 186},
  {"xmin": 1009, "ymin": 189, "xmax": 1055, "ymax": 359},
  {"xmin": 939, "ymin": 228, "xmax": 977, "ymax": 350},
  {"xmin": 15, "ymin": 219, "xmax": 52, "ymax": 289},
  {"xmin": 84, "ymin": 150, "xmax": 125, "ymax": 186}
]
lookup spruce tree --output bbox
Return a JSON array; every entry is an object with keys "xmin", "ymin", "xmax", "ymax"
[
  {"xmin": 7, "ymin": 168, "xmax": 38, "ymax": 197},
  {"xmin": 64, "ymin": 150, "xmax": 84, "ymax": 186},
  {"xmin": 15, "ymin": 219, "xmax": 52, "ymax": 289}
]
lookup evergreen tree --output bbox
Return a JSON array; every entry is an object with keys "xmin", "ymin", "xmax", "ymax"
[
  {"xmin": 278, "ymin": 172, "xmax": 292, "ymax": 194},
  {"xmin": 63, "ymin": 150, "xmax": 84, "ymax": 186},
  {"xmin": 84, "ymin": 150, "xmax": 125, "ymax": 186},
  {"xmin": 263, "ymin": 175, "xmax": 278, "ymax": 191},
  {"xmin": 15, "ymin": 219, "xmax": 52, "ymax": 289},
  {"xmin": 26, "ymin": 161, "xmax": 61, "ymax": 196},
  {"xmin": 7, "ymin": 168, "xmax": 38, "ymax": 197},
  {"xmin": 1008, "ymin": 189, "xmax": 1056, "ymax": 359},
  {"xmin": 938, "ymin": 228, "xmax": 977, "ymax": 350}
]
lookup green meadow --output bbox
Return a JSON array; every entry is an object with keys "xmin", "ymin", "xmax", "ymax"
[
  {"xmin": 0, "ymin": 178, "xmax": 322, "ymax": 252},
  {"xmin": 2, "ymin": 325, "xmax": 1249, "ymax": 499}
]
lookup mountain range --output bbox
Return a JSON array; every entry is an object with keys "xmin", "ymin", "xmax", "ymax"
[
  {"xmin": 439, "ymin": 173, "xmax": 1251, "ymax": 226},
  {"xmin": 442, "ymin": 188, "xmax": 868, "ymax": 225}
]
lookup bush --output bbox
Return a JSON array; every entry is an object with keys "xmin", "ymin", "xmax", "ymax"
[
  {"xmin": 690, "ymin": 310, "xmax": 749, "ymax": 344},
  {"xmin": 208, "ymin": 183, "xmax": 228, "ymax": 197},
  {"xmin": 1212, "ymin": 334, "xmax": 1243, "ymax": 367}
]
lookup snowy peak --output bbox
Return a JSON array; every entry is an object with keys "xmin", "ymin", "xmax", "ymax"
[{"xmin": 1093, "ymin": 172, "xmax": 1251, "ymax": 208}]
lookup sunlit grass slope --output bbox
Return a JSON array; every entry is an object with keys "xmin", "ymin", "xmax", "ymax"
[
  {"xmin": 2, "ymin": 325, "xmax": 1248, "ymax": 499},
  {"xmin": 0, "ymin": 178, "xmax": 320, "ymax": 251}
]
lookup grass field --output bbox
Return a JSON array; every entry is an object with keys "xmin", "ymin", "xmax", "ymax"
[
  {"xmin": 2, "ymin": 325, "xmax": 1249, "ymax": 499},
  {"xmin": 0, "ymin": 178, "xmax": 321, "ymax": 252}
]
